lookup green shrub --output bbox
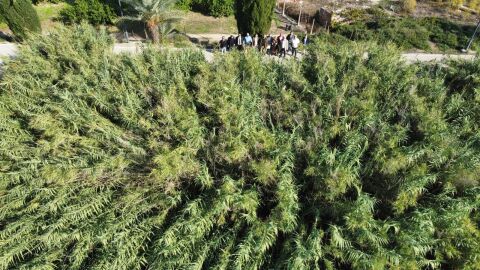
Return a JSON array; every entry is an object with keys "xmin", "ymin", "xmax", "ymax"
[
  {"xmin": 60, "ymin": 0, "xmax": 117, "ymax": 25},
  {"xmin": 235, "ymin": 0, "xmax": 276, "ymax": 34},
  {"xmin": 421, "ymin": 17, "xmax": 474, "ymax": 50},
  {"xmin": 339, "ymin": 8, "xmax": 370, "ymax": 21},
  {"xmin": 0, "ymin": 24, "xmax": 479, "ymax": 270},
  {"xmin": 175, "ymin": 0, "xmax": 235, "ymax": 16},
  {"xmin": 402, "ymin": 0, "xmax": 417, "ymax": 13},
  {"xmin": 0, "ymin": 0, "xmax": 42, "ymax": 41},
  {"xmin": 332, "ymin": 13, "xmax": 479, "ymax": 51},
  {"xmin": 469, "ymin": 0, "xmax": 480, "ymax": 10},
  {"xmin": 187, "ymin": 0, "xmax": 235, "ymax": 17},
  {"xmin": 32, "ymin": 0, "xmax": 63, "ymax": 4},
  {"xmin": 204, "ymin": 0, "xmax": 234, "ymax": 17},
  {"xmin": 334, "ymin": 22, "xmax": 376, "ymax": 40},
  {"xmin": 176, "ymin": 0, "xmax": 194, "ymax": 10},
  {"xmin": 339, "ymin": 7, "xmax": 387, "ymax": 22},
  {"xmin": 378, "ymin": 19, "xmax": 430, "ymax": 50}
]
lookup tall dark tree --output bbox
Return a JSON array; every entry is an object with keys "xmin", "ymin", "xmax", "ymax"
[
  {"xmin": 235, "ymin": 0, "xmax": 275, "ymax": 34},
  {"xmin": 0, "ymin": 0, "xmax": 41, "ymax": 41}
]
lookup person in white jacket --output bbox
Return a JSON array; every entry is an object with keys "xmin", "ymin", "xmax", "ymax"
[
  {"xmin": 281, "ymin": 37, "xmax": 288, "ymax": 58},
  {"xmin": 291, "ymin": 35, "xmax": 300, "ymax": 58}
]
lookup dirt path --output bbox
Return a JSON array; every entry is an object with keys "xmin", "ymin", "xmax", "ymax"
[
  {"xmin": 402, "ymin": 52, "xmax": 476, "ymax": 63},
  {"xmin": 1, "ymin": 42, "xmax": 476, "ymax": 65}
]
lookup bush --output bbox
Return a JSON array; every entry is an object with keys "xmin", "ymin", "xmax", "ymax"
[
  {"xmin": 468, "ymin": 0, "xmax": 480, "ymax": 10},
  {"xmin": 449, "ymin": 0, "xmax": 464, "ymax": 8},
  {"xmin": 60, "ymin": 0, "xmax": 117, "ymax": 25},
  {"xmin": 378, "ymin": 19, "xmax": 430, "ymax": 50},
  {"xmin": 333, "ymin": 18, "xmax": 432, "ymax": 50},
  {"xmin": 189, "ymin": 0, "xmax": 235, "ymax": 17},
  {"xmin": 204, "ymin": 0, "xmax": 234, "ymax": 17},
  {"xmin": 176, "ymin": 0, "xmax": 194, "ymax": 11},
  {"xmin": 421, "ymin": 17, "xmax": 475, "ymax": 50},
  {"xmin": 332, "ymin": 12, "xmax": 479, "ymax": 51},
  {"xmin": 339, "ymin": 8, "xmax": 389, "ymax": 23},
  {"xmin": 175, "ymin": 0, "xmax": 234, "ymax": 17},
  {"xmin": 32, "ymin": 0, "xmax": 63, "ymax": 4},
  {"xmin": 334, "ymin": 22, "xmax": 376, "ymax": 40},
  {"xmin": 0, "ymin": 0, "xmax": 42, "ymax": 41},
  {"xmin": 0, "ymin": 24, "xmax": 479, "ymax": 270},
  {"xmin": 402, "ymin": 0, "xmax": 417, "ymax": 13}
]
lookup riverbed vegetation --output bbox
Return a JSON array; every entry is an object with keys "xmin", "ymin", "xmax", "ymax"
[{"xmin": 0, "ymin": 24, "xmax": 478, "ymax": 269}]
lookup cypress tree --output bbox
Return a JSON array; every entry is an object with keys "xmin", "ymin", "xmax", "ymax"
[
  {"xmin": 235, "ymin": 0, "xmax": 275, "ymax": 35},
  {"xmin": 0, "ymin": 0, "xmax": 41, "ymax": 41}
]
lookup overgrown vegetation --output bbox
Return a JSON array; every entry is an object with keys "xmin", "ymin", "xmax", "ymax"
[
  {"xmin": 333, "ymin": 8, "xmax": 479, "ymax": 51},
  {"xmin": 121, "ymin": 0, "xmax": 182, "ymax": 44},
  {"xmin": 34, "ymin": 2, "xmax": 67, "ymax": 22},
  {"xmin": 0, "ymin": 24, "xmax": 479, "ymax": 269},
  {"xmin": 176, "ymin": 0, "xmax": 235, "ymax": 17},
  {"xmin": 0, "ymin": 0, "xmax": 41, "ymax": 40},
  {"xmin": 402, "ymin": 0, "xmax": 416, "ymax": 13},
  {"xmin": 60, "ymin": 0, "xmax": 117, "ymax": 25},
  {"xmin": 32, "ymin": 0, "xmax": 62, "ymax": 4},
  {"xmin": 469, "ymin": 0, "xmax": 480, "ymax": 10}
]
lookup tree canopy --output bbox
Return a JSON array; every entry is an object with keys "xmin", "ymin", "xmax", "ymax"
[
  {"xmin": 0, "ymin": 24, "xmax": 479, "ymax": 269},
  {"xmin": 121, "ymin": 0, "xmax": 182, "ymax": 43},
  {"xmin": 235, "ymin": 0, "xmax": 276, "ymax": 35},
  {"xmin": 0, "ymin": 0, "xmax": 41, "ymax": 40}
]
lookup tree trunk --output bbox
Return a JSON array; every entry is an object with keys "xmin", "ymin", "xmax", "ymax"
[{"xmin": 146, "ymin": 20, "xmax": 159, "ymax": 44}]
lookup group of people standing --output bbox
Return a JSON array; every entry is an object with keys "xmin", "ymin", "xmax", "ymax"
[{"xmin": 219, "ymin": 32, "xmax": 309, "ymax": 58}]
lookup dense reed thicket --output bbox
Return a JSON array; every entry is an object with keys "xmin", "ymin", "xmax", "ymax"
[{"xmin": 0, "ymin": 24, "xmax": 479, "ymax": 270}]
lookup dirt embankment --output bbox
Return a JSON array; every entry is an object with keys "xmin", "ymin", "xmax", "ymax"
[
  {"xmin": 413, "ymin": 1, "xmax": 478, "ymax": 24},
  {"xmin": 277, "ymin": 0, "xmax": 479, "ymax": 31}
]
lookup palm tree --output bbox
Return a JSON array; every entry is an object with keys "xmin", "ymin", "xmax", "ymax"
[{"xmin": 121, "ymin": 0, "xmax": 182, "ymax": 44}]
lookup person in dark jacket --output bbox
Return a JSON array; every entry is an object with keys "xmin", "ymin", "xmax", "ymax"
[
  {"xmin": 277, "ymin": 34, "xmax": 284, "ymax": 56},
  {"xmin": 266, "ymin": 34, "xmax": 272, "ymax": 55},
  {"xmin": 227, "ymin": 35, "xmax": 235, "ymax": 51},
  {"xmin": 271, "ymin": 37, "xmax": 277, "ymax": 56},
  {"xmin": 303, "ymin": 34, "xmax": 309, "ymax": 45},
  {"xmin": 236, "ymin": 33, "xmax": 243, "ymax": 50},
  {"xmin": 219, "ymin": 36, "xmax": 227, "ymax": 53},
  {"xmin": 286, "ymin": 31, "xmax": 293, "ymax": 53}
]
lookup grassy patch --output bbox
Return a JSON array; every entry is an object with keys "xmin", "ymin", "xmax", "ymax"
[
  {"xmin": 176, "ymin": 11, "xmax": 237, "ymax": 34},
  {"xmin": 0, "ymin": 15, "xmax": 8, "ymax": 33},
  {"xmin": 34, "ymin": 3, "xmax": 65, "ymax": 21},
  {"xmin": 34, "ymin": 3, "xmax": 66, "ymax": 31}
]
